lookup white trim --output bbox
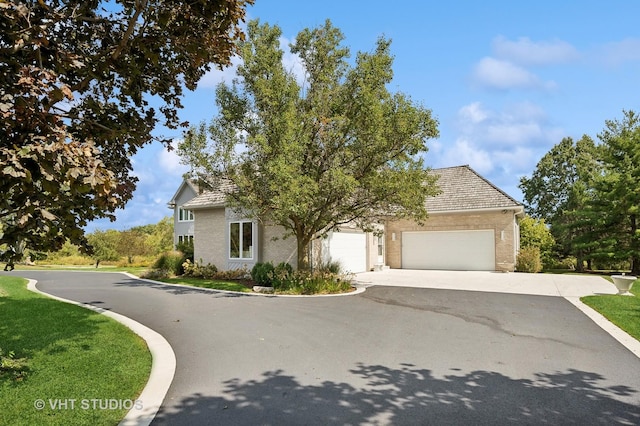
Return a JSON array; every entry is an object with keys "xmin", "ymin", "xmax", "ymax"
[
  {"xmin": 228, "ymin": 220, "xmax": 255, "ymax": 260},
  {"xmin": 427, "ymin": 206, "xmax": 525, "ymax": 216},
  {"xmin": 178, "ymin": 207, "xmax": 194, "ymax": 222}
]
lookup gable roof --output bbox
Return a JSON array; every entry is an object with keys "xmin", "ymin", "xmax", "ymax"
[
  {"xmin": 426, "ymin": 165, "xmax": 522, "ymax": 213},
  {"xmin": 167, "ymin": 179, "xmax": 199, "ymax": 208}
]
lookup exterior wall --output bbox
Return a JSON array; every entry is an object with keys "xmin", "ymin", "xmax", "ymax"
[
  {"xmin": 193, "ymin": 208, "xmax": 226, "ymax": 268},
  {"xmin": 173, "ymin": 185, "xmax": 197, "ymax": 247},
  {"xmin": 261, "ymin": 224, "xmax": 298, "ymax": 269},
  {"xmin": 385, "ymin": 210, "xmax": 519, "ymax": 272}
]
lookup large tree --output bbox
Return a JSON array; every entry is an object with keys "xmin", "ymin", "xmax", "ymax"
[
  {"xmin": 519, "ymin": 135, "xmax": 600, "ymax": 270},
  {"xmin": 0, "ymin": 0, "xmax": 252, "ymax": 265},
  {"xmin": 179, "ymin": 19, "xmax": 440, "ymax": 269},
  {"xmin": 593, "ymin": 110, "xmax": 640, "ymax": 274}
]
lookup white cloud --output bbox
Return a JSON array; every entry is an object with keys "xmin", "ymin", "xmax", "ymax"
[
  {"xmin": 472, "ymin": 57, "xmax": 557, "ymax": 90},
  {"xmin": 455, "ymin": 101, "xmax": 558, "ymax": 147},
  {"xmin": 492, "ymin": 36, "xmax": 580, "ymax": 66},
  {"xmin": 458, "ymin": 102, "xmax": 489, "ymax": 124},
  {"xmin": 198, "ymin": 55, "xmax": 243, "ymax": 89},
  {"xmin": 595, "ymin": 38, "xmax": 640, "ymax": 67},
  {"xmin": 280, "ymin": 36, "xmax": 307, "ymax": 86},
  {"xmin": 439, "ymin": 138, "xmax": 493, "ymax": 175},
  {"xmin": 433, "ymin": 101, "xmax": 564, "ymax": 186},
  {"xmin": 157, "ymin": 139, "xmax": 189, "ymax": 176}
]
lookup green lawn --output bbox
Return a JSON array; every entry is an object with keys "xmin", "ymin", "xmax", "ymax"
[
  {"xmin": 581, "ymin": 277, "xmax": 640, "ymax": 342},
  {"xmin": 12, "ymin": 264, "xmax": 149, "ymax": 275},
  {"xmin": 0, "ymin": 276, "xmax": 151, "ymax": 426}
]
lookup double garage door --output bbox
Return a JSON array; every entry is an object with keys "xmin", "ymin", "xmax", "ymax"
[{"xmin": 402, "ymin": 230, "xmax": 495, "ymax": 271}]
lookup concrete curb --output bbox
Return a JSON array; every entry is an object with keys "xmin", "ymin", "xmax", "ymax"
[
  {"xmin": 26, "ymin": 279, "xmax": 176, "ymax": 426},
  {"xmin": 565, "ymin": 296, "xmax": 640, "ymax": 360}
]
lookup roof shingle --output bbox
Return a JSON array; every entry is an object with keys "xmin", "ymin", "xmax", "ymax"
[{"xmin": 426, "ymin": 165, "xmax": 522, "ymax": 212}]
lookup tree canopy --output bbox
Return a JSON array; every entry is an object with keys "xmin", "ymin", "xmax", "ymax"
[
  {"xmin": 179, "ymin": 19, "xmax": 440, "ymax": 269},
  {"xmin": 0, "ymin": 0, "xmax": 252, "ymax": 265},
  {"xmin": 520, "ymin": 110, "xmax": 640, "ymax": 274}
]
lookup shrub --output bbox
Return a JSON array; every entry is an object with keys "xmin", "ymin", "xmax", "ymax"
[
  {"xmin": 251, "ymin": 262, "xmax": 275, "ymax": 286},
  {"xmin": 272, "ymin": 269, "xmax": 353, "ymax": 295},
  {"xmin": 182, "ymin": 259, "xmax": 218, "ymax": 278},
  {"xmin": 270, "ymin": 262, "xmax": 294, "ymax": 290},
  {"xmin": 152, "ymin": 251, "xmax": 187, "ymax": 276},
  {"xmin": 176, "ymin": 240, "xmax": 194, "ymax": 262},
  {"xmin": 213, "ymin": 267, "xmax": 250, "ymax": 281},
  {"xmin": 516, "ymin": 246, "xmax": 542, "ymax": 273}
]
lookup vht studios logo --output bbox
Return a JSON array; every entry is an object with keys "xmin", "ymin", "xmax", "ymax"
[{"xmin": 34, "ymin": 398, "xmax": 143, "ymax": 411}]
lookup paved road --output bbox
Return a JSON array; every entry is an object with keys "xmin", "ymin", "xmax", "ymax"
[{"xmin": 11, "ymin": 271, "xmax": 640, "ymax": 425}]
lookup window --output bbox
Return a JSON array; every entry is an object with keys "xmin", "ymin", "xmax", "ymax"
[
  {"xmin": 178, "ymin": 207, "xmax": 194, "ymax": 222},
  {"xmin": 178, "ymin": 235, "xmax": 194, "ymax": 244},
  {"xmin": 230, "ymin": 221, "xmax": 253, "ymax": 259}
]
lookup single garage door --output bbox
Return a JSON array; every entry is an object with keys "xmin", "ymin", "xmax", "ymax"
[
  {"xmin": 402, "ymin": 230, "xmax": 495, "ymax": 271},
  {"xmin": 329, "ymin": 231, "xmax": 367, "ymax": 273}
]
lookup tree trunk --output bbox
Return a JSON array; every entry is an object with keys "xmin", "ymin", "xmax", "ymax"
[
  {"xmin": 296, "ymin": 235, "xmax": 311, "ymax": 271},
  {"xmin": 576, "ymin": 253, "xmax": 585, "ymax": 272},
  {"xmin": 631, "ymin": 214, "xmax": 640, "ymax": 275}
]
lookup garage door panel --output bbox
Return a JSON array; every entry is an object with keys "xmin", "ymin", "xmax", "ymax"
[
  {"xmin": 329, "ymin": 232, "xmax": 367, "ymax": 273},
  {"xmin": 402, "ymin": 230, "xmax": 495, "ymax": 271}
]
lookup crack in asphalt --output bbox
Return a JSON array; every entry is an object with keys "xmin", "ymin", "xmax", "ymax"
[{"xmin": 360, "ymin": 292, "xmax": 588, "ymax": 350}]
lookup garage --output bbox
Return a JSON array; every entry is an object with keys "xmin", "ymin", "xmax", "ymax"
[
  {"xmin": 328, "ymin": 231, "xmax": 367, "ymax": 273},
  {"xmin": 401, "ymin": 230, "xmax": 495, "ymax": 271}
]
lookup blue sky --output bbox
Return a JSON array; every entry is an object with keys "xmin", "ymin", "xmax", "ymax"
[{"xmin": 87, "ymin": 0, "xmax": 640, "ymax": 232}]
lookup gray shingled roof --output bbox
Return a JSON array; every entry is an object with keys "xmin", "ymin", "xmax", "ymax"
[
  {"xmin": 426, "ymin": 165, "xmax": 522, "ymax": 212},
  {"xmin": 181, "ymin": 179, "xmax": 236, "ymax": 209},
  {"xmin": 180, "ymin": 165, "xmax": 522, "ymax": 213}
]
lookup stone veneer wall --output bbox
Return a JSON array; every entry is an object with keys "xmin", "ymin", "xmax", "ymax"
[{"xmin": 385, "ymin": 210, "xmax": 519, "ymax": 272}]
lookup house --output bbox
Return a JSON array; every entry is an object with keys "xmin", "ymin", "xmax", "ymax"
[
  {"xmin": 170, "ymin": 165, "xmax": 524, "ymax": 273},
  {"xmin": 167, "ymin": 179, "xmax": 198, "ymax": 247}
]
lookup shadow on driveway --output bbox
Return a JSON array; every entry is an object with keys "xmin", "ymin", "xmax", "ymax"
[{"xmin": 152, "ymin": 363, "xmax": 640, "ymax": 425}]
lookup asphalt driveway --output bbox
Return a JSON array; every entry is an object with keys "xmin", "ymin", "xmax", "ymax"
[{"xmin": 10, "ymin": 270, "xmax": 640, "ymax": 425}]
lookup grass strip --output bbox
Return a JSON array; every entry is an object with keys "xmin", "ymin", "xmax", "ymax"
[
  {"xmin": 0, "ymin": 276, "xmax": 151, "ymax": 426},
  {"xmin": 156, "ymin": 277, "xmax": 253, "ymax": 292},
  {"xmin": 581, "ymin": 278, "xmax": 640, "ymax": 342}
]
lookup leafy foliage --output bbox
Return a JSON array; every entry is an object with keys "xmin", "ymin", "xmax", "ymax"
[
  {"xmin": 519, "ymin": 136, "xmax": 600, "ymax": 270},
  {"xmin": 86, "ymin": 229, "xmax": 120, "ymax": 267},
  {"xmin": 180, "ymin": 19, "xmax": 440, "ymax": 269},
  {"xmin": 519, "ymin": 216, "xmax": 555, "ymax": 268},
  {"xmin": 0, "ymin": 0, "xmax": 252, "ymax": 266},
  {"xmin": 520, "ymin": 111, "xmax": 640, "ymax": 274},
  {"xmin": 516, "ymin": 246, "xmax": 542, "ymax": 273},
  {"xmin": 251, "ymin": 262, "xmax": 275, "ymax": 286}
]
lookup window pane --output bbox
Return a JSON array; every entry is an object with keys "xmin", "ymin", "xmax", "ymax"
[
  {"xmin": 179, "ymin": 208, "xmax": 183, "ymax": 221},
  {"xmin": 242, "ymin": 222, "xmax": 253, "ymax": 258},
  {"xmin": 230, "ymin": 223, "xmax": 240, "ymax": 258}
]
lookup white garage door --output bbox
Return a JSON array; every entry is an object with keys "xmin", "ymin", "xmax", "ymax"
[
  {"xmin": 402, "ymin": 230, "xmax": 495, "ymax": 271},
  {"xmin": 329, "ymin": 232, "xmax": 367, "ymax": 273}
]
